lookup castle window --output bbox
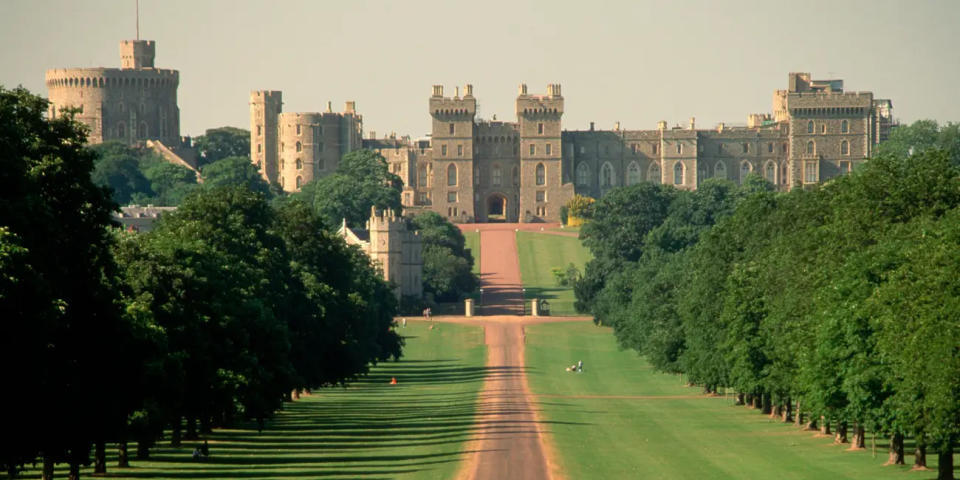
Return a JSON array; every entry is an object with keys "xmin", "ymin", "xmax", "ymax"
[
  {"xmin": 546, "ymin": 143, "xmax": 552, "ymax": 155},
  {"xmin": 257, "ymin": 143, "xmax": 262, "ymax": 154},
  {"xmin": 600, "ymin": 162, "xmax": 614, "ymax": 187},
  {"xmin": 419, "ymin": 168, "xmax": 428, "ymax": 188},
  {"xmin": 742, "ymin": 143, "xmax": 748, "ymax": 154},
  {"xmin": 652, "ymin": 144, "xmax": 658, "ymax": 154},
  {"xmin": 841, "ymin": 140, "xmax": 849, "ymax": 155},
  {"xmin": 538, "ymin": 123, "xmax": 544, "ymax": 135},
  {"xmin": 807, "ymin": 141, "xmax": 815, "ymax": 155},
  {"xmin": 648, "ymin": 163, "xmax": 661, "ymax": 184},
  {"xmin": 281, "ymin": 143, "xmax": 285, "ymax": 152},
  {"xmin": 492, "ymin": 165, "xmax": 502, "ymax": 186},
  {"xmin": 781, "ymin": 162, "xmax": 789, "ymax": 185},
  {"xmin": 768, "ymin": 142, "xmax": 773, "ymax": 153},
  {"xmin": 530, "ymin": 144, "xmax": 536, "ymax": 156},
  {"xmin": 296, "ymin": 124, "xmax": 301, "ymax": 135},
  {"xmin": 718, "ymin": 144, "xmax": 723, "ymax": 154},
  {"xmin": 841, "ymin": 120, "xmax": 849, "ymax": 133},
  {"xmin": 513, "ymin": 166, "xmax": 520, "ymax": 186},
  {"xmin": 117, "ymin": 122, "xmax": 126, "ymax": 138},
  {"xmin": 536, "ymin": 190, "xmax": 545, "ymax": 202},
  {"xmin": 631, "ymin": 144, "xmax": 637, "ymax": 154},
  {"xmin": 441, "ymin": 144, "xmax": 448, "ymax": 156},
  {"xmin": 673, "ymin": 162, "xmax": 684, "ymax": 185},
  {"xmin": 296, "ymin": 141, "xmax": 302, "ymax": 153},
  {"xmin": 714, "ymin": 161, "xmax": 727, "ymax": 179},
  {"xmin": 447, "ymin": 164, "xmax": 457, "ymax": 186},
  {"xmin": 536, "ymin": 163, "xmax": 546, "ymax": 186},
  {"xmin": 821, "ymin": 124, "xmax": 826, "ymax": 134},
  {"xmin": 740, "ymin": 162, "xmax": 752, "ymax": 184},
  {"xmin": 807, "ymin": 121, "xmax": 814, "ymax": 134},
  {"xmin": 782, "ymin": 143, "xmax": 788, "ymax": 153},
  {"xmin": 296, "ymin": 176, "xmax": 302, "ymax": 189},
  {"xmin": 475, "ymin": 167, "xmax": 480, "ymax": 186},
  {"xmin": 318, "ymin": 143, "xmax": 324, "ymax": 153},
  {"xmin": 257, "ymin": 125, "xmax": 262, "ymax": 136},
  {"xmin": 804, "ymin": 162, "xmax": 817, "ymax": 183},
  {"xmin": 676, "ymin": 143, "xmax": 683, "ymax": 155},
  {"xmin": 319, "ymin": 157, "xmax": 325, "ymax": 170},
  {"xmin": 765, "ymin": 162, "xmax": 776, "ymax": 183},
  {"xmin": 627, "ymin": 161, "xmax": 641, "ymax": 186},
  {"xmin": 449, "ymin": 123, "xmax": 455, "ymax": 135},
  {"xmin": 576, "ymin": 162, "xmax": 590, "ymax": 186},
  {"xmin": 458, "ymin": 144, "xmax": 464, "ymax": 157},
  {"xmin": 418, "ymin": 192, "xmax": 428, "ymax": 204},
  {"xmin": 296, "ymin": 158, "xmax": 302, "ymax": 170},
  {"xmin": 447, "ymin": 191, "xmax": 457, "ymax": 203},
  {"xmin": 280, "ymin": 158, "xmax": 285, "ymax": 170},
  {"xmin": 280, "ymin": 176, "xmax": 285, "ymax": 188},
  {"xmin": 138, "ymin": 122, "xmax": 148, "ymax": 139},
  {"xmin": 580, "ymin": 146, "xmax": 586, "ymax": 154}
]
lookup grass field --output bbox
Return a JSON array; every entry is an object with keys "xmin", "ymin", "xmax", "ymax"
[
  {"xmin": 462, "ymin": 230, "xmax": 480, "ymax": 276},
  {"xmin": 20, "ymin": 320, "xmax": 485, "ymax": 480},
  {"xmin": 525, "ymin": 322, "xmax": 938, "ymax": 480},
  {"xmin": 516, "ymin": 231, "xmax": 592, "ymax": 316}
]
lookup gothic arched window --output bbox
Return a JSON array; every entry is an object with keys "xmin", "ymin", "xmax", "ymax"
[
  {"xmin": 536, "ymin": 163, "xmax": 546, "ymax": 186},
  {"xmin": 576, "ymin": 162, "xmax": 590, "ymax": 186},
  {"xmin": 648, "ymin": 163, "xmax": 661, "ymax": 184},
  {"xmin": 492, "ymin": 164, "xmax": 502, "ymax": 186},
  {"xmin": 740, "ymin": 162, "xmax": 752, "ymax": 184},
  {"xmin": 807, "ymin": 141, "xmax": 815, "ymax": 155},
  {"xmin": 627, "ymin": 161, "xmax": 641, "ymax": 185},
  {"xmin": 447, "ymin": 163, "xmax": 457, "ymax": 186},
  {"xmin": 714, "ymin": 161, "xmax": 727, "ymax": 179},
  {"xmin": 841, "ymin": 140, "xmax": 849, "ymax": 155},
  {"xmin": 673, "ymin": 162, "xmax": 684, "ymax": 185},
  {"xmin": 765, "ymin": 162, "xmax": 776, "ymax": 184},
  {"xmin": 807, "ymin": 121, "xmax": 814, "ymax": 134},
  {"xmin": 600, "ymin": 162, "xmax": 615, "ymax": 187}
]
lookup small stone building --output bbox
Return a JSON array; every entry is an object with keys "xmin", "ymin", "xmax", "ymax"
[{"xmin": 338, "ymin": 208, "xmax": 423, "ymax": 299}]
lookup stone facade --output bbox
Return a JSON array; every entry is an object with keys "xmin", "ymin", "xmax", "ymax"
[
  {"xmin": 46, "ymin": 40, "xmax": 181, "ymax": 147},
  {"xmin": 250, "ymin": 95, "xmax": 363, "ymax": 192},
  {"xmin": 254, "ymin": 72, "xmax": 894, "ymax": 223},
  {"xmin": 338, "ymin": 208, "xmax": 423, "ymax": 299}
]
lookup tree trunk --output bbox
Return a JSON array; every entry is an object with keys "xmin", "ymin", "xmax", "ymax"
[
  {"xmin": 849, "ymin": 424, "xmax": 865, "ymax": 450},
  {"xmin": 136, "ymin": 441, "xmax": 150, "ymax": 460},
  {"xmin": 68, "ymin": 462, "xmax": 80, "ymax": 480},
  {"xmin": 257, "ymin": 417, "xmax": 265, "ymax": 433},
  {"xmin": 735, "ymin": 393, "xmax": 745, "ymax": 405},
  {"xmin": 820, "ymin": 416, "xmax": 831, "ymax": 435},
  {"xmin": 171, "ymin": 418, "xmax": 182, "ymax": 447},
  {"xmin": 200, "ymin": 416, "xmax": 212, "ymax": 435},
  {"xmin": 794, "ymin": 399, "xmax": 802, "ymax": 427},
  {"xmin": 292, "ymin": 389, "xmax": 300, "ymax": 400},
  {"xmin": 42, "ymin": 455, "xmax": 55, "ymax": 480},
  {"xmin": 835, "ymin": 420, "xmax": 848, "ymax": 444},
  {"xmin": 884, "ymin": 433, "xmax": 905, "ymax": 466},
  {"xmin": 118, "ymin": 441, "xmax": 130, "ymax": 468},
  {"xmin": 782, "ymin": 399, "xmax": 792, "ymax": 423},
  {"xmin": 185, "ymin": 417, "xmax": 198, "ymax": 440},
  {"xmin": 745, "ymin": 393, "xmax": 754, "ymax": 406},
  {"xmin": 914, "ymin": 439, "xmax": 928, "ymax": 470},
  {"xmin": 752, "ymin": 393, "xmax": 762, "ymax": 409},
  {"xmin": 937, "ymin": 442, "xmax": 954, "ymax": 480},
  {"xmin": 93, "ymin": 441, "xmax": 106, "ymax": 474},
  {"xmin": 761, "ymin": 393, "xmax": 772, "ymax": 415}
]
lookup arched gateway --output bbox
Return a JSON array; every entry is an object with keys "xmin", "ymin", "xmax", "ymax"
[{"xmin": 486, "ymin": 193, "xmax": 508, "ymax": 222}]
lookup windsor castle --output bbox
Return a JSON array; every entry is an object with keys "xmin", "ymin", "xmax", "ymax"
[{"xmin": 44, "ymin": 39, "xmax": 895, "ymax": 225}]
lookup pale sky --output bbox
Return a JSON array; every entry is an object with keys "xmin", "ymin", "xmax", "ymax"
[{"xmin": 2, "ymin": 0, "xmax": 958, "ymax": 138}]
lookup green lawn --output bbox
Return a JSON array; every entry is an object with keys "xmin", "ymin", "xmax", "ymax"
[
  {"xmin": 462, "ymin": 230, "xmax": 480, "ymax": 276},
  {"xmin": 20, "ymin": 321, "xmax": 485, "ymax": 480},
  {"xmin": 525, "ymin": 322, "xmax": 936, "ymax": 480},
  {"xmin": 516, "ymin": 231, "xmax": 592, "ymax": 316}
]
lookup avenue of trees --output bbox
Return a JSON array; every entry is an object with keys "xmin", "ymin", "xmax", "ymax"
[
  {"xmin": 0, "ymin": 87, "xmax": 402, "ymax": 478},
  {"xmin": 576, "ymin": 120, "xmax": 960, "ymax": 479}
]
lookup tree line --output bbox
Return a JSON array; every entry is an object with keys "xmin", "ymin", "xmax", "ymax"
[
  {"xmin": 0, "ymin": 87, "xmax": 471, "ymax": 478},
  {"xmin": 575, "ymin": 121, "xmax": 960, "ymax": 479}
]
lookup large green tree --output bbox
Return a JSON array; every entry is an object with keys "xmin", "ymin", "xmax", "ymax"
[
  {"xmin": 295, "ymin": 149, "xmax": 402, "ymax": 228},
  {"xmin": 409, "ymin": 211, "xmax": 477, "ymax": 302},
  {"xmin": 0, "ymin": 86, "xmax": 145, "ymax": 479},
  {"xmin": 193, "ymin": 126, "xmax": 250, "ymax": 167}
]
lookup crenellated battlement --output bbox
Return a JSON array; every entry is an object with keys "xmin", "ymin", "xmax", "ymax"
[{"xmin": 429, "ymin": 84, "xmax": 477, "ymax": 117}]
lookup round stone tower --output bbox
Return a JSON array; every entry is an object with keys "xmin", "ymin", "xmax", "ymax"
[
  {"xmin": 277, "ymin": 112, "xmax": 324, "ymax": 192},
  {"xmin": 45, "ymin": 40, "xmax": 180, "ymax": 145}
]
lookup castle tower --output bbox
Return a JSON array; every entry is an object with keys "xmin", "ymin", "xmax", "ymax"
[
  {"xmin": 120, "ymin": 40, "xmax": 155, "ymax": 69},
  {"xmin": 517, "ymin": 84, "xmax": 568, "ymax": 222},
  {"xmin": 429, "ymin": 85, "xmax": 476, "ymax": 222},
  {"xmin": 367, "ymin": 207, "xmax": 422, "ymax": 298},
  {"xmin": 46, "ymin": 39, "xmax": 179, "ymax": 145},
  {"xmin": 250, "ymin": 90, "xmax": 282, "ymax": 184}
]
